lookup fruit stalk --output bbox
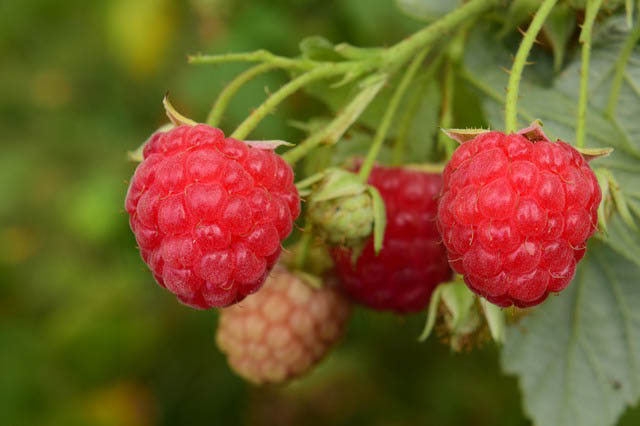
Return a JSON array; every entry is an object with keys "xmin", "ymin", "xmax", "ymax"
[
  {"xmin": 504, "ymin": 0, "xmax": 558, "ymax": 133},
  {"xmin": 231, "ymin": 63, "xmax": 354, "ymax": 139},
  {"xmin": 207, "ymin": 63, "xmax": 278, "ymax": 127}
]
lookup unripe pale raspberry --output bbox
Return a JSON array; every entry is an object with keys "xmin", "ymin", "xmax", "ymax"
[
  {"xmin": 332, "ymin": 165, "xmax": 452, "ymax": 313},
  {"xmin": 216, "ymin": 267, "xmax": 351, "ymax": 384},
  {"xmin": 437, "ymin": 131, "xmax": 601, "ymax": 308},
  {"xmin": 125, "ymin": 124, "xmax": 300, "ymax": 309},
  {"xmin": 309, "ymin": 192, "xmax": 374, "ymax": 247}
]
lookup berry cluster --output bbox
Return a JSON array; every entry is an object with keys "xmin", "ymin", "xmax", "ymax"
[
  {"xmin": 436, "ymin": 131, "xmax": 601, "ymax": 307},
  {"xmin": 125, "ymin": 124, "xmax": 300, "ymax": 309}
]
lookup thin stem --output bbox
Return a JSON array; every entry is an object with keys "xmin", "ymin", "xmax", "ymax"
[
  {"xmin": 359, "ymin": 48, "xmax": 430, "ymax": 182},
  {"xmin": 504, "ymin": 0, "xmax": 558, "ymax": 133},
  {"xmin": 189, "ymin": 50, "xmax": 312, "ymax": 70},
  {"xmin": 230, "ymin": 64, "xmax": 350, "ymax": 140},
  {"xmin": 606, "ymin": 19, "xmax": 640, "ymax": 119},
  {"xmin": 576, "ymin": 0, "xmax": 604, "ymax": 148},
  {"xmin": 438, "ymin": 58, "xmax": 456, "ymax": 158},
  {"xmin": 282, "ymin": 77, "xmax": 386, "ymax": 165},
  {"xmin": 294, "ymin": 219, "xmax": 314, "ymax": 271},
  {"xmin": 383, "ymin": 0, "xmax": 499, "ymax": 68},
  {"xmin": 207, "ymin": 63, "xmax": 277, "ymax": 127},
  {"xmin": 392, "ymin": 53, "xmax": 445, "ymax": 165}
]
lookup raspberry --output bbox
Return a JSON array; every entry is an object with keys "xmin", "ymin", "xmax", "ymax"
[
  {"xmin": 436, "ymin": 131, "xmax": 601, "ymax": 308},
  {"xmin": 125, "ymin": 124, "xmax": 300, "ymax": 309},
  {"xmin": 332, "ymin": 165, "xmax": 452, "ymax": 313},
  {"xmin": 216, "ymin": 266, "xmax": 351, "ymax": 384}
]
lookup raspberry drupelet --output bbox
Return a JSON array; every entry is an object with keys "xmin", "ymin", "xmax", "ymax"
[{"xmin": 125, "ymin": 124, "xmax": 300, "ymax": 309}]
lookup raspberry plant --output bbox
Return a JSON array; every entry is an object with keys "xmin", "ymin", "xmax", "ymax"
[{"xmin": 125, "ymin": 0, "xmax": 640, "ymax": 424}]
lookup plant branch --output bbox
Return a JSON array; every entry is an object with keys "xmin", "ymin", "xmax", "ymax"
[
  {"xmin": 189, "ymin": 50, "xmax": 312, "ymax": 70},
  {"xmin": 207, "ymin": 63, "xmax": 277, "ymax": 127},
  {"xmin": 359, "ymin": 48, "xmax": 430, "ymax": 182},
  {"xmin": 382, "ymin": 0, "xmax": 499, "ymax": 68},
  {"xmin": 576, "ymin": 0, "xmax": 604, "ymax": 148},
  {"xmin": 282, "ymin": 77, "xmax": 387, "ymax": 165},
  {"xmin": 504, "ymin": 0, "xmax": 558, "ymax": 133},
  {"xmin": 230, "ymin": 63, "xmax": 352, "ymax": 140},
  {"xmin": 606, "ymin": 18, "xmax": 640, "ymax": 119}
]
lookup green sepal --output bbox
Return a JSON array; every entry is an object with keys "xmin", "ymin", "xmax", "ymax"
[
  {"xmin": 418, "ymin": 284, "xmax": 445, "ymax": 342},
  {"xmin": 310, "ymin": 169, "xmax": 367, "ymax": 202},
  {"xmin": 163, "ymin": 95, "xmax": 198, "ymax": 127},
  {"xmin": 574, "ymin": 146, "xmax": 614, "ymax": 161},
  {"xmin": 595, "ymin": 168, "xmax": 611, "ymax": 234},
  {"xmin": 367, "ymin": 185, "xmax": 387, "ymax": 255},
  {"xmin": 299, "ymin": 36, "xmax": 343, "ymax": 62},
  {"xmin": 479, "ymin": 298, "xmax": 506, "ymax": 344},
  {"xmin": 441, "ymin": 126, "xmax": 492, "ymax": 144},
  {"xmin": 440, "ymin": 281, "xmax": 477, "ymax": 332}
]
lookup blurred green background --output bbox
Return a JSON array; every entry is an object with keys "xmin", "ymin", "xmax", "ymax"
[{"xmin": 2, "ymin": 1, "xmax": 639, "ymax": 425}]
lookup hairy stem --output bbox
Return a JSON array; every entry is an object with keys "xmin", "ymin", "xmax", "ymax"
[
  {"xmin": 230, "ymin": 64, "xmax": 351, "ymax": 140},
  {"xmin": 282, "ymin": 77, "xmax": 386, "ymax": 165},
  {"xmin": 576, "ymin": 0, "xmax": 604, "ymax": 148},
  {"xmin": 504, "ymin": 0, "xmax": 558, "ymax": 133},
  {"xmin": 189, "ymin": 50, "xmax": 312, "ymax": 70},
  {"xmin": 207, "ymin": 63, "xmax": 277, "ymax": 127},
  {"xmin": 359, "ymin": 48, "xmax": 430, "ymax": 182},
  {"xmin": 383, "ymin": 0, "xmax": 499, "ymax": 68},
  {"xmin": 606, "ymin": 18, "xmax": 640, "ymax": 119}
]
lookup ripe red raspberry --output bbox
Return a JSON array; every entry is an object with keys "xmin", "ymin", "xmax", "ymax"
[
  {"xmin": 437, "ymin": 131, "xmax": 601, "ymax": 308},
  {"xmin": 331, "ymin": 165, "xmax": 452, "ymax": 313},
  {"xmin": 216, "ymin": 266, "xmax": 351, "ymax": 384},
  {"xmin": 125, "ymin": 124, "xmax": 300, "ymax": 309}
]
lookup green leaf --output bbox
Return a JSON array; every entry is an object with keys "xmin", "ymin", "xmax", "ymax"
[
  {"xmin": 367, "ymin": 185, "xmax": 387, "ymax": 254},
  {"xmin": 502, "ymin": 242, "xmax": 640, "ymax": 426},
  {"xmin": 603, "ymin": 211, "xmax": 640, "ymax": 268},
  {"xmin": 394, "ymin": 0, "xmax": 461, "ymax": 22},
  {"xmin": 542, "ymin": 3, "xmax": 577, "ymax": 72}
]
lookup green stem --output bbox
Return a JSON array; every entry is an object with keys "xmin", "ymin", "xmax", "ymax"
[
  {"xmin": 230, "ymin": 64, "xmax": 350, "ymax": 140},
  {"xmin": 576, "ymin": 0, "xmax": 604, "ymax": 148},
  {"xmin": 294, "ymin": 219, "xmax": 314, "ymax": 271},
  {"xmin": 189, "ymin": 50, "xmax": 312, "ymax": 70},
  {"xmin": 438, "ymin": 58, "xmax": 456, "ymax": 158},
  {"xmin": 392, "ymin": 53, "xmax": 445, "ymax": 165},
  {"xmin": 382, "ymin": 0, "xmax": 498, "ymax": 68},
  {"xmin": 606, "ymin": 19, "xmax": 640, "ymax": 119},
  {"xmin": 282, "ymin": 76, "xmax": 386, "ymax": 165},
  {"xmin": 207, "ymin": 63, "xmax": 277, "ymax": 127},
  {"xmin": 359, "ymin": 48, "xmax": 429, "ymax": 182},
  {"xmin": 504, "ymin": 0, "xmax": 558, "ymax": 133}
]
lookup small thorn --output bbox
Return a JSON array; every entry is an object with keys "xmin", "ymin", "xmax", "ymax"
[{"xmin": 499, "ymin": 66, "xmax": 512, "ymax": 75}]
